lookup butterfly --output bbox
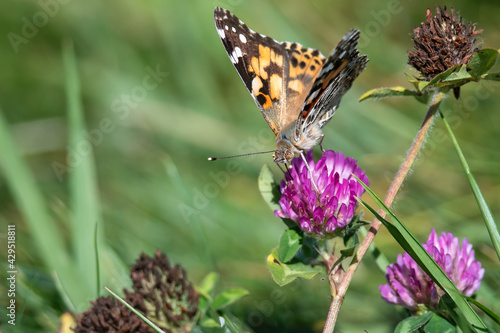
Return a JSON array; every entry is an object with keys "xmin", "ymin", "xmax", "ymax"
[{"xmin": 214, "ymin": 7, "xmax": 368, "ymax": 163}]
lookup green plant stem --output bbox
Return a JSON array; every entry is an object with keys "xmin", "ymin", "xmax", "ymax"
[{"xmin": 322, "ymin": 88, "xmax": 449, "ymax": 333}]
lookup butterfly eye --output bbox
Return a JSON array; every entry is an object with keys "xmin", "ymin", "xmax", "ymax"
[{"xmin": 285, "ymin": 151, "xmax": 294, "ymax": 162}]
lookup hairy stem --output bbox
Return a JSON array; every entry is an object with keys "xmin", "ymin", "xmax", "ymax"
[{"xmin": 322, "ymin": 88, "xmax": 448, "ymax": 333}]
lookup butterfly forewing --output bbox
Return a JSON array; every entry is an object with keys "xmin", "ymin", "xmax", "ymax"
[{"xmin": 214, "ymin": 7, "xmax": 326, "ymax": 136}]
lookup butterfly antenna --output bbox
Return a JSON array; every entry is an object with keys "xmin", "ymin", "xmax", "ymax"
[{"xmin": 208, "ymin": 150, "xmax": 274, "ymax": 161}]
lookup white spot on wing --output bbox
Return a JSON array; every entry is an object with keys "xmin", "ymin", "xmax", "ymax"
[
  {"xmin": 217, "ymin": 28, "xmax": 225, "ymax": 39},
  {"xmin": 239, "ymin": 34, "xmax": 247, "ymax": 43},
  {"xmin": 232, "ymin": 26, "xmax": 236, "ymax": 32},
  {"xmin": 233, "ymin": 46, "xmax": 242, "ymax": 58},
  {"xmin": 230, "ymin": 46, "xmax": 243, "ymax": 64},
  {"xmin": 225, "ymin": 25, "xmax": 229, "ymax": 30}
]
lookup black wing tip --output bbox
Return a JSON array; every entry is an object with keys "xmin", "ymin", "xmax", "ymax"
[
  {"xmin": 330, "ymin": 29, "xmax": 369, "ymax": 65},
  {"xmin": 214, "ymin": 7, "xmax": 233, "ymax": 19},
  {"xmin": 340, "ymin": 29, "xmax": 361, "ymax": 46}
]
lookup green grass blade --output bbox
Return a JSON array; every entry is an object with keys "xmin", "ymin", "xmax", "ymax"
[
  {"xmin": 0, "ymin": 107, "xmax": 86, "ymax": 311},
  {"xmin": 163, "ymin": 156, "xmax": 215, "ymax": 268},
  {"xmin": 355, "ymin": 176, "xmax": 488, "ymax": 332},
  {"xmin": 63, "ymin": 40, "xmax": 101, "ymax": 302},
  {"xmin": 105, "ymin": 287, "xmax": 166, "ymax": 333},
  {"xmin": 440, "ymin": 111, "xmax": 500, "ymax": 261},
  {"xmin": 466, "ymin": 297, "xmax": 500, "ymax": 325},
  {"xmin": 94, "ymin": 222, "xmax": 101, "ymax": 298},
  {"xmin": 220, "ymin": 312, "xmax": 242, "ymax": 333}
]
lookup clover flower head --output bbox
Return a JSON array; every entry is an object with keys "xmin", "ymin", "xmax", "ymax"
[
  {"xmin": 274, "ymin": 150, "xmax": 369, "ymax": 238},
  {"xmin": 379, "ymin": 229, "xmax": 484, "ymax": 312}
]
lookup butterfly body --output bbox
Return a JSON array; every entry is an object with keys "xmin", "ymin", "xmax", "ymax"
[{"xmin": 214, "ymin": 8, "xmax": 368, "ymax": 163}]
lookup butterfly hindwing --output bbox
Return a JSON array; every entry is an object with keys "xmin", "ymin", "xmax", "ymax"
[
  {"xmin": 295, "ymin": 30, "xmax": 368, "ymax": 140},
  {"xmin": 282, "ymin": 42, "xmax": 326, "ymax": 130}
]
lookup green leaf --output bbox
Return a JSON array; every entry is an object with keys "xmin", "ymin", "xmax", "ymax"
[
  {"xmin": 354, "ymin": 176, "xmax": 488, "ymax": 332},
  {"xmin": 359, "ymin": 86, "xmax": 419, "ymax": 102},
  {"xmin": 482, "ymin": 71, "xmax": 500, "ymax": 81},
  {"xmin": 343, "ymin": 232, "xmax": 359, "ymax": 249},
  {"xmin": 405, "ymin": 72, "xmax": 423, "ymax": 91},
  {"xmin": 197, "ymin": 272, "xmax": 218, "ymax": 315},
  {"xmin": 212, "ymin": 288, "xmax": 249, "ymax": 310},
  {"xmin": 199, "ymin": 317, "xmax": 220, "ymax": 328},
  {"xmin": 258, "ymin": 164, "xmax": 281, "ymax": 211},
  {"xmin": 440, "ymin": 112, "xmax": 500, "ymax": 261},
  {"xmin": 198, "ymin": 272, "xmax": 218, "ymax": 296},
  {"xmin": 467, "ymin": 49, "xmax": 498, "ymax": 78},
  {"xmin": 342, "ymin": 216, "xmax": 367, "ymax": 248},
  {"xmin": 267, "ymin": 247, "xmax": 323, "ymax": 286},
  {"xmin": 294, "ymin": 236, "xmax": 321, "ymax": 263},
  {"xmin": 339, "ymin": 246, "xmax": 357, "ymax": 258},
  {"xmin": 426, "ymin": 64, "xmax": 463, "ymax": 87},
  {"xmin": 417, "ymin": 80, "xmax": 430, "ymax": 92},
  {"xmin": 443, "ymin": 64, "xmax": 472, "ymax": 81},
  {"xmin": 415, "ymin": 65, "xmax": 478, "ymax": 91},
  {"xmin": 279, "ymin": 228, "xmax": 303, "ymax": 262},
  {"xmin": 424, "ymin": 313, "xmax": 455, "ymax": 333},
  {"xmin": 395, "ymin": 313, "xmax": 433, "ymax": 333}
]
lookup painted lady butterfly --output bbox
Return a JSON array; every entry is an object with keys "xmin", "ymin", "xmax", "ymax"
[{"xmin": 214, "ymin": 7, "xmax": 368, "ymax": 163}]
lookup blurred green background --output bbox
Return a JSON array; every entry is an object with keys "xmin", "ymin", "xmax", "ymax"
[{"xmin": 1, "ymin": 0, "xmax": 499, "ymax": 332}]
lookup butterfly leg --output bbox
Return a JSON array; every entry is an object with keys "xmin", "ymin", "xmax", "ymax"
[
  {"xmin": 300, "ymin": 152, "xmax": 319, "ymax": 192},
  {"xmin": 277, "ymin": 162, "xmax": 288, "ymax": 175},
  {"xmin": 318, "ymin": 135, "xmax": 325, "ymax": 152}
]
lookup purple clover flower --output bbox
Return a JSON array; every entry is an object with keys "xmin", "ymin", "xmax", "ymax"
[
  {"xmin": 379, "ymin": 229, "xmax": 484, "ymax": 312},
  {"xmin": 274, "ymin": 150, "xmax": 369, "ymax": 238}
]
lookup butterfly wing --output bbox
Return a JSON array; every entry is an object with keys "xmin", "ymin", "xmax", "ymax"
[
  {"xmin": 214, "ymin": 7, "xmax": 326, "ymax": 136},
  {"xmin": 294, "ymin": 30, "xmax": 368, "ymax": 142}
]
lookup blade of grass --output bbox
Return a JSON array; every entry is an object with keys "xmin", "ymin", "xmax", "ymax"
[
  {"xmin": 0, "ymin": 107, "xmax": 85, "ymax": 311},
  {"xmin": 94, "ymin": 222, "xmax": 101, "ymax": 298},
  {"xmin": 105, "ymin": 287, "xmax": 166, "ymax": 333},
  {"xmin": 163, "ymin": 155, "xmax": 215, "ymax": 268},
  {"xmin": 63, "ymin": 39, "xmax": 101, "ymax": 304},
  {"xmin": 466, "ymin": 296, "xmax": 500, "ymax": 325},
  {"xmin": 439, "ymin": 111, "xmax": 500, "ymax": 261},
  {"xmin": 355, "ymin": 176, "xmax": 489, "ymax": 332}
]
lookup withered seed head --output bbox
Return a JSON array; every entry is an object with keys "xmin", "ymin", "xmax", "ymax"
[
  {"xmin": 73, "ymin": 296, "xmax": 154, "ymax": 333},
  {"xmin": 408, "ymin": 6, "xmax": 483, "ymax": 80},
  {"xmin": 130, "ymin": 250, "xmax": 199, "ymax": 333}
]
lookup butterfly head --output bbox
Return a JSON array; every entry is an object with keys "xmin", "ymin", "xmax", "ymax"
[{"xmin": 274, "ymin": 139, "xmax": 300, "ymax": 163}]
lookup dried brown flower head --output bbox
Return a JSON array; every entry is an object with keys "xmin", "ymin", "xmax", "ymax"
[
  {"xmin": 130, "ymin": 250, "xmax": 199, "ymax": 333},
  {"xmin": 408, "ymin": 6, "xmax": 483, "ymax": 80},
  {"xmin": 73, "ymin": 296, "xmax": 154, "ymax": 333}
]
